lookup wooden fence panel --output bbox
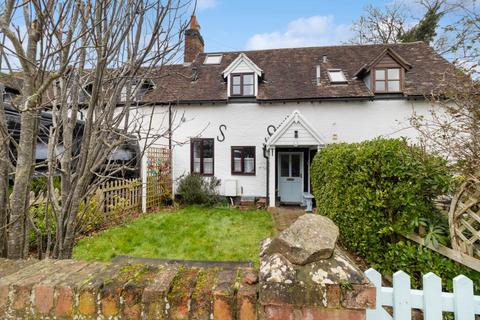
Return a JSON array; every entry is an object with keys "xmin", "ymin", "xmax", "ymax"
[
  {"xmin": 145, "ymin": 147, "xmax": 172, "ymax": 211},
  {"xmin": 366, "ymin": 268, "xmax": 480, "ymax": 320},
  {"xmin": 98, "ymin": 178, "xmax": 142, "ymax": 215}
]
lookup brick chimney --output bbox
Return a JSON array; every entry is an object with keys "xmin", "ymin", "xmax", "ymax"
[{"xmin": 184, "ymin": 15, "xmax": 204, "ymax": 63}]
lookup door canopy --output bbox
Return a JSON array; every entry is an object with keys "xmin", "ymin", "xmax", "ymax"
[{"xmin": 266, "ymin": 110, "xmax": 324, "ymax": 148}]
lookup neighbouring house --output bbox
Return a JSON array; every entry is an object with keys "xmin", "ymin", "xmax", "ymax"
[{"xmin": 0, "ymin": 16, "xmax": 462, "ymax": 208}]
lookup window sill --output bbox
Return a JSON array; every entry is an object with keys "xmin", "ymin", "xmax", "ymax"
[{"xmin": 231, "ymin": 172, "xmax": 256, "ymax": 176}]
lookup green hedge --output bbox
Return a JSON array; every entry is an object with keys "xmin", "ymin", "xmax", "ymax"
[{"xmin": 311, "ymin": 138, "xmax": 479, "ymax": 291}]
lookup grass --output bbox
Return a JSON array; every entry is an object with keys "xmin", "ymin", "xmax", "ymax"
[{"xmin": 73, "ymin": 206, "xmax": 274, "ymax": 266}]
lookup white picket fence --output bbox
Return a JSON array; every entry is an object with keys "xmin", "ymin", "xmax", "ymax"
[{"xmin": 365, "ymin": 268, "xmax": 480, "ymax": 320}]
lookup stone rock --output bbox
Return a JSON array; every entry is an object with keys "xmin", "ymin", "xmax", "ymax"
[
  {"xmin": 258, "ymin": 248, "xmax": 369, "ymax": 307},
  {"xmin": 264, "ymin": 214, "xmax": 339, "ymax": 265},
  {"xmin": 259, "ymin": 253, "xmax": 295, "ymax": 284}
]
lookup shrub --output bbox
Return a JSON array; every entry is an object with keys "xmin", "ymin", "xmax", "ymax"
[
  {"xmin": 311, "ymin": 138, "xmax": 480, "ymax": 291},
  {"xmin": 176, "ymin": 173, "xmax": 221, "ymax": 206}
]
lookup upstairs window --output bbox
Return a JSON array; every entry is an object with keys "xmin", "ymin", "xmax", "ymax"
[
  {"xmin": 374, "ymin": 68, "xmax": 401, "ymax": 93},
  {"xmin": 204, "ymin": 54, "xmax": 223, "ymax": 64},
  {"xmin": 231, "ymin": 146, "xmax": 255, "ymax": 175},
  {"xmin": 191, "ymin": 138, "xmax": 214, "ymax": 176},
  {"xmin": 231, "ymin": 73, "xmax": 254, "ymax": 96},
  {"xmin": 327, "ymin": 69, "xmax": 347, "ymax": 84}
]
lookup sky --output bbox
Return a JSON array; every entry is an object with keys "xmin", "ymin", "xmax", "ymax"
[{"xmin": 194, "ymin": 0, "xmax": 422, "ymax": 52}]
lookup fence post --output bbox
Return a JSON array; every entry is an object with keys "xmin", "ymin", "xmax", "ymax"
[
  {"xmin": 453, "ymin": 275, "xmax": 474, "ymax": 320},
  {"xmin": 141, "ymin": 151, "xmax": 148, "ymax": 213},
  {"xmin": 423, "ymin": 272, "xmax": 442, "ymax": 320},
  {"xmin": 393, "ymin": 271, "xmax": 411, "ymax": 320}
]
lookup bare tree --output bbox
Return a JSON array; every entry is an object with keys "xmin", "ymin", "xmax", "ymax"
[
  {"xmin": 440, "ymin": 1, "xmax": 480, "ymax": 77},
  {"xmin": 0, "ymin": 0, "xmax": 192, "ymax": 259},
  {"xmin": 410, "ymin": 2, "xmax": 480, "ymax": 179},
  {"xmin": 350, "ymin": 2, "xmax": 408, "ymax": 44},
  {"xmin": 350, "ymin": 0, "xmax": 450, "ymax": 46}
]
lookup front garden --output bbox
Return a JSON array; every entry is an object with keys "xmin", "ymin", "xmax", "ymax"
[{"xmin": 73, "ymin": 206, "xmax": 274, "ymax": 266}]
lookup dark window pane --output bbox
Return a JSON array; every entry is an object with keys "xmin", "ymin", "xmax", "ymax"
[
  {"xmin": 280, "ymin": 154, "xmax": 289, "ymax": 177},
  {"xmin": 193, "ymin": 141, "xmax": 201, "ymax": 173},
  {"xmin": 233, "ymin": 149, "xmax": 242, "ymax": 172},
  {"xmin": 232, "ymin": 75, "xmax": 241, "ymax": 85},
  {"xmin": 291, "ymin": 154, "xmax": 301, "ymax": 177},
  {"xmin": 243, "ymin": 85, "xmax": 254, "ymax": 96},
  {"xmin": 203, "ymin": 139, "xmax": 214, "ymax": 174},
  {"xmin": 375, "ymin": 81, "xmax": 385, "ymax": 92},
  {"xmin": 232, "ymin": 85, "xmax": 241, "ymax": 95},
  {"xmin": 375, "ymin": 69, "xmax": 385, "ymax": 80},
  {"xmin": 388, "ymin": 68, "xmax": 400, "ymax": 80},
  {"xmin": 243, "ymin": 74, "xmax": 254, "ymax": 85},
  {"xmin": 244, "ymin": 148, "xmax": 255, "ymax": 173},
  {"xmin": 388, "ymin": 80, "xmax": 400, "ymax": 92}
]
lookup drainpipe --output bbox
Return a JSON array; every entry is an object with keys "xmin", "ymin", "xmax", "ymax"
[
  {"xmin": 263, "ymin": 144, "xmax": 269, "ymax": 205},
  {"xmin": 168, "ymin": 103, "xmax": 172, "ymax": 150}
]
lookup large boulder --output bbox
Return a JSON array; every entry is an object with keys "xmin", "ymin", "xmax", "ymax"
[{"xmin": 263, "ymin": 214, "xmax": 339, "ymax": 265}]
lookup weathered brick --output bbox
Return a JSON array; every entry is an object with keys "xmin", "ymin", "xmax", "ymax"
[
  {"xmin": 78, "ymin": 262, "xmax": 125, "ymax": 316},
  {"xmin": 237, "ymin": 284, "xmax": 257, "ymax": 320},
  {"xmin": 213, "ymin": 269, "xmax": 237, "ymax": 320},
  {"xmin": 122, "ymin": 284, "xmax": 143, "ymax": 319},
  {"xmin": 326, "ymin": 284, "xmax": 341, "ymax": 308},
  {"xmin": 301, "ymin": 307, "xmax": 366, "ymax": 320},
  {"xmin": 11, "ymin": 260, "xmax": 59, "ymax": 312},
  {"xmin": 263, "ymin": 305, "xmax": 294, "ymax": 320},
  {"xmin": 190, "ymin": 269, "xmax": 216, "ymax": 320},
  {"xmin": 0, "ymin": 285, "xmax": 9, "ymax": 312},
  {"xmin": 34, "ymin": 284, "xmax": 54, "ymax": 314},
  {"xmin": 341, "ymin": 284, "xmax": 376, "ymax": 310},
  {"xmin": 142, "ymin": 266, "xmax": 178, "ymax": 319},
  {"xmin": 55, "ymin": 287, "xmax": 73, "ymax": 317},
  {"xmin": 0, "ymin": 258, "xmax": 38, "ymax": 278},
  {"xmin": 168, "ymin": 268, "xmax": 199, "ymax": 320},
  {"xmin": 101, "ymin": 289, "xmax": 121, "ymax": 317},
  {"xmin": 78, "ymin": 291, "xmax": 96, "ymax": 316}
]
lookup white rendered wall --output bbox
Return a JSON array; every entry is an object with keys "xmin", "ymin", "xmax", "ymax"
[{"xmin": 136, "ymin": 99, "xmax": 433, "ymax": 198}]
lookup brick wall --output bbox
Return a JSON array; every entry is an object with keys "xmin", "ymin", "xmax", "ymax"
[
  {"xmin": 0, "ymin": 256, "xmax": 374, "ymax": 319},
  {"xmin": 0, "ymin": 216, "xmax": 375, "ymax": 319},
  {"xmin": 0, "ymin": 258, "xmax": 257, "ymax": 319}
]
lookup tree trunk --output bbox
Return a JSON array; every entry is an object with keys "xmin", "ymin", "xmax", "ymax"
[
  {"xmin": 7, "ymin": 104, "xmax": 38, "ymax": 259},
  {"xmin": 0, "ymin": 89, "xmax": 10, "ymax": 257}
]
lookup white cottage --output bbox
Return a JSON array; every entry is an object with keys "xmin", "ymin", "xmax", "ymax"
[{"xmin": 135, "ymin": 16, "xmax": 458, "ymax": 208}]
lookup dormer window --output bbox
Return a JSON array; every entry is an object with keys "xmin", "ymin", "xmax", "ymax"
[
  {"xmin": 374, "ymin": 68, "xmax": 401, "ymax": 93},
  {"xmin": 204, "ymin": 54, "xmax": 222, "ymax": 64},
  {"xmin": 327, "ymin": 69, "xmax": 347, "ymax": 84},
  {"xmin": 231, "ymin": 73, "xmax": 254, "ymax": 96},
  {"xmin": 222, "ymin": 53, "xmax": 262, "ymax": 99}
]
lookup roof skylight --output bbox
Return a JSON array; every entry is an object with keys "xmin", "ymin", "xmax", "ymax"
[
  {"xmin": 327, "ymin": 69, "xmax": 347, "ymax": 84},
  {"xmin": 204, "ymin": 54, "xmax": 223, "ymax": 64}
]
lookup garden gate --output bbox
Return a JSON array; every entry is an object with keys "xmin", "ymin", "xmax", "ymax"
[{"xmin": 365, "ymin": 268, "xmax": 480, "ymax": 320}]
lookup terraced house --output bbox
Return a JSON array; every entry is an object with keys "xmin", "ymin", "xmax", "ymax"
[
  {"xmin": 126, "ymin": 15, "xmax": 461, "ymax": 208},
  {"xmin": 9, "ymin": 15, "xmax": 453, "ymax": 209}
]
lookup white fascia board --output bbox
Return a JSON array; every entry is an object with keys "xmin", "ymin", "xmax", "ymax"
[{"xmin": 222, "ymin": 53, "xmax": 263, "ymax": 78}]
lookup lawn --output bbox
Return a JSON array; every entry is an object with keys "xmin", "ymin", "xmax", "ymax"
[{"xmin": 73, "ymin": 206, "xmax": 274, "ymax": 265}]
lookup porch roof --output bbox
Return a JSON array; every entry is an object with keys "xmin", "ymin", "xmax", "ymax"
[{"xmin": 266, "ymin": 110, "xmax": 324, "ymax": 148}]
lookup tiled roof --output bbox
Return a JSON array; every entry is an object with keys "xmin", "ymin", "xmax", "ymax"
[
  {"xmin": 0, "ymin": 42, "xmax": 462, "ymax": 105},
  {"xmin": 142, "ymin": 41, "xmax": 461, "ymax": 104}
]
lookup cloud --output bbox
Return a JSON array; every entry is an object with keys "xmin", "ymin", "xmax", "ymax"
[
  {"xmin": 196, "ymin": 0, "xmax": 217, "ymax": 11},
  {"xmin": 245, "ymin": 15, "xmax": 353, "ymax": 50}
]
